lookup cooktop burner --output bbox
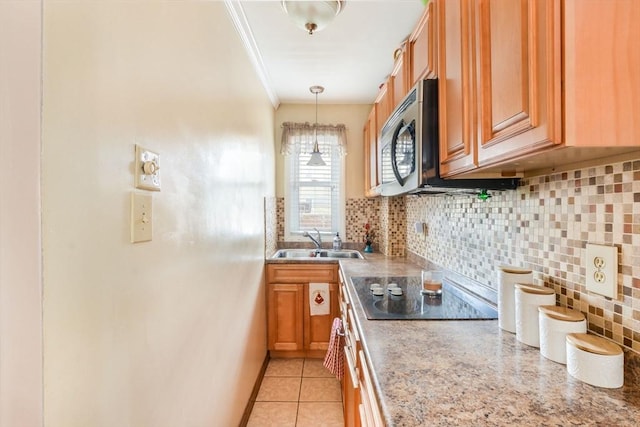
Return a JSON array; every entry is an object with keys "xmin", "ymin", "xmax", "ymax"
[{"xmin": 351, "ymin": 276, "xmax": 497, "ymax": 320}]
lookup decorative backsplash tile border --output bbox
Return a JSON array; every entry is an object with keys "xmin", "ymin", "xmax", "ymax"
[
  {"xmin": 345, "ymin": 197, "xmax": 381, "ymax": 246},
  {"xmin": 379, "ymin": 196, "xmax": 406, "ymax": 257},
  {"xmin": 276, "ymin": 197, "xmax": 285, "ymax": 243},
  {"xmin": 406, "ymin": 157, "xmax": 640, "ymax": 354},
  {"xmin": 264, "ymin": 196, "xmax": 277, "ymax": 258}
]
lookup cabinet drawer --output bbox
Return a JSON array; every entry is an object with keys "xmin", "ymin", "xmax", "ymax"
[{"xmin": 267, "ymin": 264, "xmax": 338, "ymax": 283}]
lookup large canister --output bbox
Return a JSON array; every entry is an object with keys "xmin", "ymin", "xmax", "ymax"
[
  {"xmin": 566, "ymin": 333, "xmax": 624, "ymax": 388},
  {"xmin": 514, "ymin": 284, "xmax": 555, "ymax": 347},
  {"xmin": 538, "ymin": 305, "xmax": 586, "ymax": 364},
  {"xmin": 498, "ymin": 265, "xmax": 533, "ymax": 333}
]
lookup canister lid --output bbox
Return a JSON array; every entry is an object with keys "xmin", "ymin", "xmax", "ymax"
[
  {"xmin": 514, "ymin": 283, "xmax": 555, "ymax": 295},
  {"xmin": 538, "ymin": 305, "xmax": 585, "ymax": 322},
  {"xmin": 566, "ymin": 333, "xmax": 623, "ymax": 356},
  {"xmin": 499, "ymin": 265, "xmax": 532, "ymax": 274}
]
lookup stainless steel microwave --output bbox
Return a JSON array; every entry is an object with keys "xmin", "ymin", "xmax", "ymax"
[{"xmin": 377, "ymin": 79, "xmax": 519, "ymax": 196}]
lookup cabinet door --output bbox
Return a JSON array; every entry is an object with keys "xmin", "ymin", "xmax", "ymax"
[
  {"xmin": 358, "ymin": 350, "xmax": 384, "ymax": 427},
  {"xmin": 267, "ymin": 283, "xmax": 304, "ymax": 351},
  {"xmin": 475, "ymin": 0, "xmax": 562, "ymax": 167},
  {"xmin": 363, "ymin": 106, "xmax": 379, "ymax": 197},
  {"xmin": 304, "ymin": 282, "xmax": 339, "ymax": 351},
  {"xmin": 437, "ymin": 0, "xmax": 478, "ymax": 177},
  {"xmin": 343, "ymin": 347, "xmax": 361, "ymax": 427},
  {"xmin": 375, "ymin": 81, "xmax": 392, "ymax": 137},
  {"xmin": 409, "ymin": 0, "xmax": 437, "ymax": 84},
  {"xmin": 391, "ymin": 45, "xmax": 409, "ymax": 107},
  {"xmin": 564, "ymin": 0, "xmax": 640, "ymax": 147}
]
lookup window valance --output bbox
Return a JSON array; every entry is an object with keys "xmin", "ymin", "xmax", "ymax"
[{"xmin": 280, "ymin": 122, "xmax": 347, "ymax": 156}]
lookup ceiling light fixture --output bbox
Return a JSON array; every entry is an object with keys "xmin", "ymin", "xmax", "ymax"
[
  {"xmin": 281, "ymin": 1, "xmax": 346, "ymax": 35},
  {"xmin": 308, "ymin": 85, "xmax": 326, "ymax": 167}
]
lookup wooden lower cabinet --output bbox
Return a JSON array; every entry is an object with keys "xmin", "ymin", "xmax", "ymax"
[
  {"xmin": 343, "ymin": 346, "xmax": 361, "ymax": 427},
  {"xmin": 267, "ymin": 283, "xmax": 304, "ymax": 351},
  {"xmin": 266, "ymin": 264, "xmax": 339, "ymax": 357},
  {"xmin": 338, "ymin": 269, "xmax": 384, "ymax": 426},
  {"xmin": 358, "ymin": 350, "xmax": 384, "ymax": 426}
]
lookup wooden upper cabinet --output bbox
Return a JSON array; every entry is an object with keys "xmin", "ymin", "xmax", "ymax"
[
  {"xmin": 391, "ymin": 42, "xmax": 410, "ymax": 107},
  {"xmin": 410, "ymin": 0, "xmax": 437, "ymax": 84},
  {"xmin": 375, "ymin": 80, "xmax": 392, "ymax": 137},
  {"xmin": 563, "ymin": 0, "xmax": 640, "ymax": 147},
  {"xmin": 437, "ymin": 0, "xmax": 478, "ymax": 177},
  {"xmin": 363, "ymin": 106, "xmax": 378, "ymax": 197},
  {"xmin": 474, "ymin": 0, "xmax": 562, "ymax": 169},
  {"xmin": 438, "ymin": 0, "xmax": 639, "ymax": 177},
  {"xmin": 438, "ymin": 0, "xmax": 562, "ymax": 177}
]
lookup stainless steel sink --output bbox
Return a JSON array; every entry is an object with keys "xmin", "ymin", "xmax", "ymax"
[{"xmin": 272, "ymin": 249, "xmax": 364, "ymax": 259}]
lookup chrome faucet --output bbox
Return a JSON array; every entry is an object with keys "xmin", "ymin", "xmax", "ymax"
[{"xmin": 302, "ymin": 228, "xmax": 322, "ymax": 252}]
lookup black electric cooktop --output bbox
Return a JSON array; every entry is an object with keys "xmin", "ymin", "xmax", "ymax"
[{"xmin": 351, "ymin": 276, "xmax": 497, "ymax": 320}]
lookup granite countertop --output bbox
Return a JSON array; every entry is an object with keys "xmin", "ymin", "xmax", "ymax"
[{"xmin": 338, "ymin": 255, "xmax": 640, "ymax": 426}]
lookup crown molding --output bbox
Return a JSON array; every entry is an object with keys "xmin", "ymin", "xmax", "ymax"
[{"xmin": 224, "ymin": 0, "xmax": 280, "ymax": 109}]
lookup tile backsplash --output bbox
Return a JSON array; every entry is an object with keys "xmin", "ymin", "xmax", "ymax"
[
  {"xmin": 406, "ymin": 157, "xmax": 640, "ymax": 354},
  {"xmin": 269, "ymin": 157, "xmax": 640, "ymax": 353},
  {"xmin": 274, "ymin": 196, "xmax": 407, "ymax": 256}
]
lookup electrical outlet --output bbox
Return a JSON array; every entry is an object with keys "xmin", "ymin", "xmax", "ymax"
[{"xmin": 585, "ymin": 244, "xmax": 617, "ymax": 299}]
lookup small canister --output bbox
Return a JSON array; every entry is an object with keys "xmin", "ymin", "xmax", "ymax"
[
  {"xmin": 514, "ymin": 284, "xmax": 556, "ymax": 347},
  {"xmin": 566, "ymin": 333, "xmax": 624, "ymax": 388},
  {"xmin": 498, "ymin": 265, "xmax": 533, "ymax": 333},
  {"xmin": 538, "ymin": 305, "xmax": 586, "ymax": 364}
]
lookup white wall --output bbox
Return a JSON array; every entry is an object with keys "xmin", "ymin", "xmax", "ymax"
[
  {"xmin": 274, "ymin": 103, "xmax": 371, "ymax": 199},
  {"xmin": 42, "ymin": 1, "xmax": 274, "ymax": 426},
  {"xmin": 0, "ymin": 1, "xmax": 44, "ymax": 426}
]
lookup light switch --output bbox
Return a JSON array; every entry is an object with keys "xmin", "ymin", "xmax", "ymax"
[
  {"xmin": 131, "ymin": 192, "xmax": 152, "ymax": 243},
  {"xmin": 134, "ymin": 144, "xmax": 161, "ymax": 191}
]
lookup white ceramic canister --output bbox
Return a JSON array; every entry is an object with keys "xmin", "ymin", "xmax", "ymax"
[
  {"xmin": 498, "ymin": 265, "xmax": 533, "ymax": 333},
  {"xmin": 514, "ymin": 284, "xmax": 556, "ymax": 347},
  {"xmin": 538, "ymin": 305, "xmax": 586, "ymax": 364},
  {"xmin": 566, "ymin": 333, "xmax": 624, "ymax": 388}
]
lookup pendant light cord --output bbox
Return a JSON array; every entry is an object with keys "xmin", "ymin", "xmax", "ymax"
[{"xmin": 315, "ymin": 91, "xmax": 318, "ymax": 144}]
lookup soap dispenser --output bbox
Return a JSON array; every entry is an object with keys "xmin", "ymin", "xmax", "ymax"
[{"xmin": 333, "ymin": 232, "xmax": 342, "ymax": 250}]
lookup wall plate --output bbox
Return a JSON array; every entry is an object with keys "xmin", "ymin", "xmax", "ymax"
[
  {"xmin": 135, "ymin": 144, "xmax": 161, "ymax": 191},
  {"xmin": 131, "ymin": 192, "xmax": 152, "ymax": 243},
  {"xmin": 585, "ymin": 243, "xmax": 617, "ymax": 299}
]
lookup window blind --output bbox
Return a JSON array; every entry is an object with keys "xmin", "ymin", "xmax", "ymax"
[{"xmin": 287, "ymin": 131, "xmax": 343, "ymax": 236}]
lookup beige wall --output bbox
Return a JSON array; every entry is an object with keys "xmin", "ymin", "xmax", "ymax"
[
  {"xmin": 274, "ymin": 103, "xmax": 371, "ymax": 199},
  {"xmin": 0, "ymin": 1, "xmax": 44, "ymax": 426},
  {"xmin": 42, "ymin": 2, "xmax": 274, "ymax": 426}
]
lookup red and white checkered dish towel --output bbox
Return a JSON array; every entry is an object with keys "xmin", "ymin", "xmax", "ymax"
[{"xmin": 323, "ymin": 317, "xmax": 344, "ymax": 380}]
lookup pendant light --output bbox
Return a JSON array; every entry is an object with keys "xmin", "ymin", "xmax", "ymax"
[
  {"xmin": 281, "ymin": 1, "xmax": 346, "ymax": 35},
  {"xmin": 308, "ymin": 85, "xmax": 326, "ymax": 166}
]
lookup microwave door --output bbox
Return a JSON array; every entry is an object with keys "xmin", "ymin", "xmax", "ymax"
[{"xmin": 390, "ymin": 119, "xmax": 416, "ymax": 186}]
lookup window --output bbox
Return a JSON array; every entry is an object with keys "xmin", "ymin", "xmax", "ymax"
[{"xmin": 281, "ymin": 122, "xmax": 347, "ymax": 240}]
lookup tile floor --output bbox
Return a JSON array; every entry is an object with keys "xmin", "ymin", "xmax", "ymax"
[{"xmin": 247, "ymin": 358, "xmax": 344, "ymax": 427}]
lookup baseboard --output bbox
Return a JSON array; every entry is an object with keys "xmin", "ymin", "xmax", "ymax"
[
  {"xmin": 269, "ymin": 349, "xmax": 326, "ymax": 358},
  {"xmin": 238, "ymin": 352, "xmax": 270, "ymax": 427}
]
